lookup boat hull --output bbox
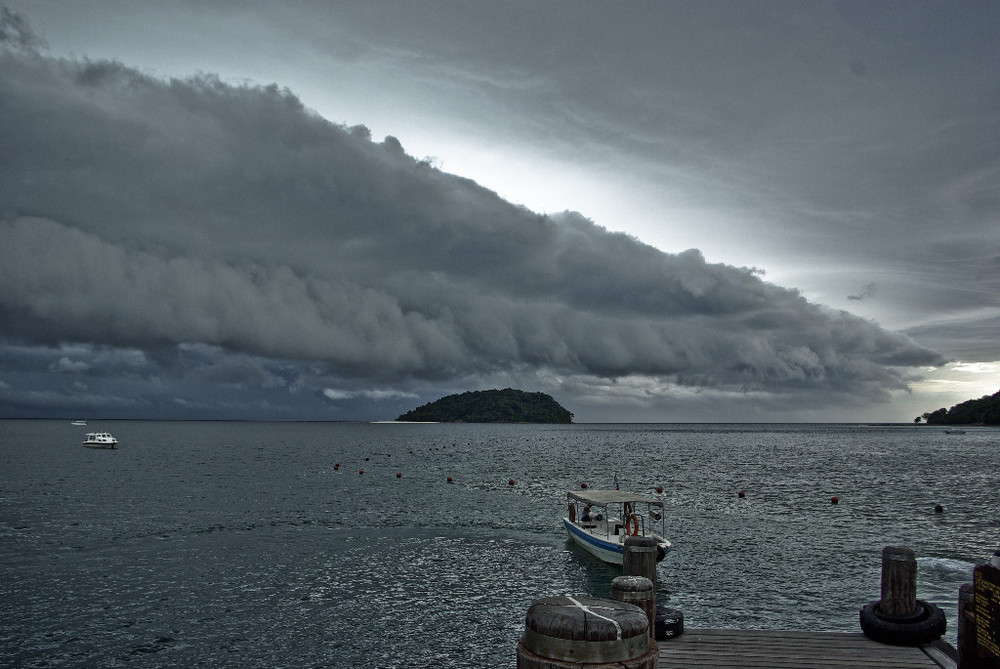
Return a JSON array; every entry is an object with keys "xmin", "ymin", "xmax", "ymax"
[
  {"xmin": 83, "ymin": 442, "xmax": 116, "ymax": 449},
  {"xmin": 563, "ymin": 517, "xmax": 626, "ymax": 564}
]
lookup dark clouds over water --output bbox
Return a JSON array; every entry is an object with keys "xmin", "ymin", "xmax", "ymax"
[{"xmin": 0, "ymin": 16, "xmax": 950, "ymax": 420}]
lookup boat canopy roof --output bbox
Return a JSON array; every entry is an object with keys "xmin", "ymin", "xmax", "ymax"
[{"xmin": 566, "ymin": 489, "xmax": 663, "ymax": 507}]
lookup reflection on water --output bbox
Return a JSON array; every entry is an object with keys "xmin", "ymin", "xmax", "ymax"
[{"xmin": 2, "ymin": 421, "xmax": 998, "ymax": 666}]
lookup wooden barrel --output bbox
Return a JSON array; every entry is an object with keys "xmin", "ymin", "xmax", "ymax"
[
  {"xmin": 611, "ymin": 576, "xmax": 656, "ymax": 638},
  {"xmin": 624, "ymin": 536, "xmax": 658, "ymax": 587},
  {"xmin": 516, "ymin": 596, "xmax": 657, "ymax": 668},
  {"xmin": 880, "ymin": 546, "xmax": 917, "ymax": 616}
]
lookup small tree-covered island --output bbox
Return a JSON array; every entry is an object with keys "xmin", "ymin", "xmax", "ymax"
[
  {"xmin": 917, "ymin": 388, "xmax": 1000, "ymax": 425},
  {"xmin": 396, "ymin": 389, "xmax": 574, "ymax": 423}
]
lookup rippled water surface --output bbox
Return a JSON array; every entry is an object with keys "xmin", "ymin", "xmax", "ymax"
[{"xmin": 2, "ymin": 420, "xmax": 997, "ymax": 667}]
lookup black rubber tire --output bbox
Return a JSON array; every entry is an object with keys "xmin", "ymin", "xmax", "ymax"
[
  {"xmin": 655, "ymin": 605, "xmax": 684, "ymax": 640},
  {"xmin": 859, "ymin": 599, "xmax": 946, "ymax": 646},
  {"xmin": 868, "ymin": 600, "xmax": 929, "ymax": 624}
]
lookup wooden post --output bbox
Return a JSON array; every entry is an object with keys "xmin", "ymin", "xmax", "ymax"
[
  {"xmin": 516, "ymin": 595, "xmax": 657, "ymax": 668},
  {"xmin": 611, "ymin": 576, "xmax": 656, "ymax": 639},
  {"xmin": 880, "ymin": 545, "xmax": 917, "ymax": 616},
  {"xmin": 969, "ymin": 564, "xmax": 1000, "ymax": 668},
  {"xmin": 958, "ymin": 582, "xmax": 988, "ymax": 669},
  {"xmin": 624, "ymin": 536, "xmax": 658, "ymax": 589}
]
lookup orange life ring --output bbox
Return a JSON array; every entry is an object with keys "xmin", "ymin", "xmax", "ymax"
[
  {"xmin": 569, "ymin": 503, "xmax": 576, "ymax": 523},
  {"xmin": 623, "ymin": 502, "xmax": 634, "ymax": 517},
  {"xmin": 626, "ymin": 513, "xmax": 640, "ymax": 536}
]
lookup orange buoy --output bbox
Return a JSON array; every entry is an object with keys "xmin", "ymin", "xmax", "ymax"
[{"xmin": 831, "ymin": 496, "xmax": 839, "ymax": 504}]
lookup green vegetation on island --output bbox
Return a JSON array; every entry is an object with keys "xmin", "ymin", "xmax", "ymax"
[
  {"xmin": 396, "ymin": 389, "xmax": 574, "ymax": 423},
  {"xmin": 917, "ymin": 388, "xmax": 1000, "ymax": 425}
]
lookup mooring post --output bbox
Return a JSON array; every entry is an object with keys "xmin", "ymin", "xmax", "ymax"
[
  {"xmin": 957, "ymin": 582, "xmax": 987, "ymax": 669},
  {"xmin": 611, "ymin": 576, "xmax": 656, "ymax": 639},
  {"xmin": 624, "ymin": 536, "xmax": 658, "ymax": 589},
  {"xmin": 516, "ymin": 595, "xmax": 657, "ymax": 668},
  {"xmin": 880, "ymin": 545, "xmax": 918, "ymax": 616}
]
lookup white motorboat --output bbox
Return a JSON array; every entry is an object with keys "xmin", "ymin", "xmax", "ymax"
[
  {"xmin": 563, "ymin": 489, "xmax": 671, "ymax": 564},
  {"xmin": 70, "ymin": 420, "xmax": 87, "ymax": 426},
  {"xmin": 83, "ymin": 432, "xmax": 118, "ymax": 449}
]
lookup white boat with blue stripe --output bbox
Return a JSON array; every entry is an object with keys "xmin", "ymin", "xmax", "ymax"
[{"xmin": 563, "ymin": 489, "xmax": 671, "ymax": 564}]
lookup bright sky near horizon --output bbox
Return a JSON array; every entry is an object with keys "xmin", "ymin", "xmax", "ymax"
[{"xmin": 1, "ymin": 1, "xmax": 998, "ymax": 422}]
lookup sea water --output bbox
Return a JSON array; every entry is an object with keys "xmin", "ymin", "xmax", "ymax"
[{"xmin": 1, "ymin": 420, "xmax": 997, "ymax": 667}]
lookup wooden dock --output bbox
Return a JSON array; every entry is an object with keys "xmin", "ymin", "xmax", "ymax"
[{"xmin": 656, "ymin": 629, "xmax": 958, "ymax": 669}]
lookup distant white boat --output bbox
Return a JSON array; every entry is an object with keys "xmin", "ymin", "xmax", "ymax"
[
  {"xmin": 83, "ymin": 432, "xmax": 117, "ymax": 449},
  {"xmin": 71, "ymin": 420, "xmax": 87, "ymax": 426}
]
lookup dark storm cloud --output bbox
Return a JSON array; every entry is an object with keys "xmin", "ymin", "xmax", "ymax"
[{"xmin": 0, "ymin": 42, "xmax": 944, "ymax": 418}]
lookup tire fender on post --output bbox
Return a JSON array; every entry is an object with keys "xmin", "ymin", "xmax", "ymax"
[{"xmin": 858, "ymin": 599, "xmax": 946, "ymax": 646}]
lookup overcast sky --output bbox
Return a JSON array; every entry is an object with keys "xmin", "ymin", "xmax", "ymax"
[{"xmin": 1, "ymin": 2, "xmax": 998, "ymax": 422}]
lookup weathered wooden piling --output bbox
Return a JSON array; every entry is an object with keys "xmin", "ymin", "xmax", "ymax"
[
  {"xmin": 860, "ymin": 545, "xmax": 946, "ymax": 646},
  {"xmin": 611, "ymin": 576, "xmax": 656, "ymax": 639},
  {"xmin": 957, "ymin": 582, "xmax": 991, "ymax": 669},
  {"xmin": 516, "ymin": 595, "xmax": 658, "ymax": 668},
  {"xmin": 881, "ymin": 545, "xmax": 918, "ymax": 616},
  {"xmin": 962, "ymin": 562, "xmax": 1000, "ymax": 669},
  {"xmin": 623, "ymin": 535, "xmax": 658, "ymax": 588}
]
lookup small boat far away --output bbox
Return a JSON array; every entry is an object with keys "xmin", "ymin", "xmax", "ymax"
[
  {"xmin": 83, "ymin": 432, "xmax": 118, "ymax": 449},
  {"xmin": 943, "ymin": 429, "xmax": 966, "ymax": 434},
  {"xmin": 71, "ymin": 420, "xmax": 87, "ymax": 426},
  {"xmin": 563, "ymin": 489, "xmax": 671, "ymax": 564}
]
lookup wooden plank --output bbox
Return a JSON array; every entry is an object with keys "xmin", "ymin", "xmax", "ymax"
[{"xmin": 657, "ymin": 629, "xmax": 947, "ymax": 669}]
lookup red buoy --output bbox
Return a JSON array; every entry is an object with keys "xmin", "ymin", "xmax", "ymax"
[
  {"xmin": 447, "ymin": 476, "xmax": 453, "ymax": 483},
  {"xmin": 580, "ymin": 482, "xmax": 588, "ymax": 489},
  {"xmin": 831, "ymin": 496, "xmax": 839, "ymax": 504},
  {"xmin": 738, "ymin": 490, "xmax": 745, "ymax": 498},
  {"xmin": 396, "ymin": 472, "xmax": 402, "ymax": 478},
  {"xmin": 359, "ymin": 469, "xmax": 364, "ymax": 475},
  {"xmin": 656, "ymin": 486, "xmax": 663, "ymax": 494},
  {"xmin": 508, "ymin": 479, "xmax": 515, "ymax": 486}
]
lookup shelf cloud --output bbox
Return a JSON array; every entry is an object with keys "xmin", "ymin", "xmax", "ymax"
[{"xmin": 0, "ymin": 28, "xmax": 946, "ymax": 420}]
